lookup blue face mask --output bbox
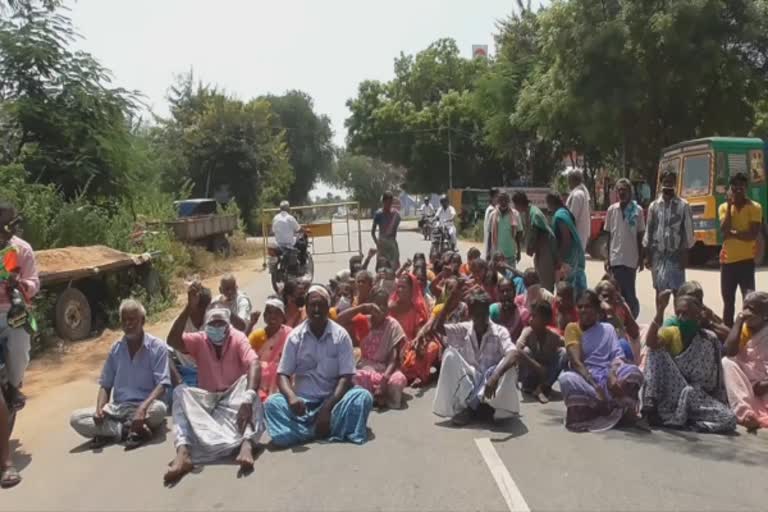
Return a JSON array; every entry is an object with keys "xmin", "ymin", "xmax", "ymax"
[{"xmin": 206, "ymin": 325, "xmax": 228, "ymax": 345}]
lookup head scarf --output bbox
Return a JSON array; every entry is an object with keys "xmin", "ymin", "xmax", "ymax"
[
  {"xmin": 264, "ymin": 297, "xmax": 285, "ymax": 314},
  {"xmin": 307, "ymin": 284, "xmax": 331, "ymax": 305}
]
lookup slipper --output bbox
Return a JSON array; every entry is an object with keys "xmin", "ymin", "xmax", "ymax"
[
  {"xmin": 0, "ymin": 466, "xmax": 21, "ymax": 489},
  {"xmin": 124, "ymin": 425, "xmax": 152, "ymax": 451}
]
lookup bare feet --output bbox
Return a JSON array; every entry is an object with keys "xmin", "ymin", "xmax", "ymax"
[
  {"xmin": 164, "ymin": 446, "xmax": 193, "ymax": 484},
  {"xmin": 0, "ymin": 464, "xmax": 21, "ymax": 489},
  {"xmin": 534, "ymin": 386, "xmax": 549, "ymax": 404},
  {"xmin": 235, "ymin": 440, "xmax": 255, "ymax": 473}
]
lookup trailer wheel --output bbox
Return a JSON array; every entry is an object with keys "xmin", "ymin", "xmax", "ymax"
[{"xmin": 55, "ymin": 288, "xmax": 92, "ymax": 341}]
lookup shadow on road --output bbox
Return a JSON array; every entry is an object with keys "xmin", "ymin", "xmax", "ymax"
[
  {"xmin": 10, "ymin": 440, "xmax": 31, "ymax": 472},
  {"xmin": 435, "ymin": 416, "xmax": 529, "ymax": 441}
]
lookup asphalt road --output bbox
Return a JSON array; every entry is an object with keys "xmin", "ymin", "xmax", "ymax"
[{"xmin": 4, "ymin": 221, "xmax": 768, "ymax": 511}]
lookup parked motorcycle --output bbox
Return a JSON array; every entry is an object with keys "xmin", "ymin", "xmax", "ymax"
[{"xmin": 268, "ymin": 231, "xmax": 314, "ymax": 292}]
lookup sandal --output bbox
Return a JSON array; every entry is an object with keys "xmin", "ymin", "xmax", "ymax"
[
  {"xmin": 124, "ymin": 424, "xmax": 152, "ymax": 451},
  {"xmin": 0, "ymin": 465, "xmax": 21, "ymax": 489}
]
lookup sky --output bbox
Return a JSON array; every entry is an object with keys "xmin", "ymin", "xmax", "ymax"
[{"xmin": 67, "ymin": 0, "xmax": 522, "ymax": 197}]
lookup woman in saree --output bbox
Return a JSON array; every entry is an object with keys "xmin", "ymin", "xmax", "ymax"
[
  {"xmin": 546, "ymin": 192, "xmax": 587, "ymax": 300},
  {"xmin": 595, "ymin": 279, "xmax": 641, "ymax": 362},
  {"xmin": 642, "ymin": 290, "xmax": 736, "ymax": 433},
  {"xmin": 722, "ymin": 291, "xmax": 768, "ymax": 430},
  {"xmin": 337, "ymin": 288, "xmax": 408, "ymax": 409},
  {"xmin": 558, "ymin": 290, "xmax": 644, "ymax": 432},
  {"xmin": 248, "ymin": 297, "xmax": 292, "ymax": 401},
  {"xmin": 391, "ymin": 273, "xmax": 439, "ymax": 385}
]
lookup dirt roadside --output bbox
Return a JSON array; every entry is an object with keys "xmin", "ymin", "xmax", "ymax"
[{"xmin": 21, "ymin": 254, "xmax": 266, "ymax": 401}]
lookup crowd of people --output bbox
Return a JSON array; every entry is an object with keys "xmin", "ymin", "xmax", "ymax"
[{"xmin": 0, "ymin": 165, "xmax": 766, "ymax": 488}]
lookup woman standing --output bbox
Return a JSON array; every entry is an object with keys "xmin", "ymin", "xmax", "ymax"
[
  {"xmin": 546, "ymin": 192, "xmax": 587, "ymax": 300},
  {"xmin": 558, "ymin": 290, "xmax": 644, "ymax": 432},
  {"xmin": 642, "ymin": 291, "xmax": 736, "ymax": 433},
  {"xmin": 248, "ymin": 297, "xmax": 292, "ymax": 400}
]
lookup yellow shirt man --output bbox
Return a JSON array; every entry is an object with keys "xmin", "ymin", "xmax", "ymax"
[{"xmin": 719, "ymin": 200, "xmax": 762, "ymax": 264}]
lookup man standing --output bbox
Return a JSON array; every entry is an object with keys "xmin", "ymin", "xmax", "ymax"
[
  {"xmin": 428, "ymin": 283, "xmax": 520, "ymax": 426},
  {"xmin": 488, "ymin": 192, "xmax": 522, "ymax": 267},
  {"xmin": 604, "ymin": 178, "xmax": 645, "ymax": 318},
  {"xmin": 512, "ymin": 191, "xmax": 557, "ymax": 292},
  {"xmin": 643, "ymin": 170, "xmax": 694, "ymax": 298},
  {"xmin": 70, "ymin": 299, "xmax": 169, "ymax": 449},
  {"xmin": 719, "ymin": 172, "xmax": 763, "ymax": 326},
  {"xmin": 271, "ymin": 200, "xmax": 302, "ymax": 250},
  {"xmin": 483, "ymin": 188, "xmax": 500, "ymax": 259},
  {"xmin": 435, "ymin": 195, "xmax": 458, "ymax": 249},
  {"xmin": 371, "ymin": 191, "xmax": 401, "ymax": 268},
  {"xmin": 215, "ymin": 273, "xmax": 252, "ymax": 332},
  {"xmin": 566, "ymin": 170, "xmax": 591, "ymax": 251},
  {"xmin": 264, "ymin": 285, "xmax": 373, "ymax": 447},
  {"xmin": 165, "ymin": 287, "xmax": 264, "ymax": 483},
  {"xmin": 0, "ymin": 202, "xmax": 39, "ymax": 410}
]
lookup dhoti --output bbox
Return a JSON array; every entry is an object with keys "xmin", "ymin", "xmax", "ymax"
[
  {"xmin": 172, "ymin": 375, "xmax": 265, "ymax": 464},
  {"xmin": 70, "ymin": 400, "xmax": 167, "ymax": 440},
  {"xmin": 432, "ymin": 347, "xmax": 520, "ymax": 420}
]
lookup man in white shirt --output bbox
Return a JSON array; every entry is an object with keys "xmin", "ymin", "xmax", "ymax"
[
  {"xmin": 483, "ymin": 188, "xmax": 499, "ymax": 259},
  {"xmin": 436, "ymin": 195, "xmax": 457, "ymax": 248},
  {"xmin": 566, "ymin": 170, "xmax": 591, "ymax": 251},
  {"xmin": 271, "ymin": 201, "xmax": 301, "ymax": 249}
]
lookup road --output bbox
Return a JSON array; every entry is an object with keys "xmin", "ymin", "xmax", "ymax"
[{"xmin": 4, "ymin": 221, "xmax": 768, "ymax": 511}]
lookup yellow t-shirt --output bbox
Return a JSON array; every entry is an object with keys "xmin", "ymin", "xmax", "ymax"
[
  {"xmin": 563, "ymin": 323, "xmax": 583, "ymax": 348},
  {"xmin": 248, "ymin": 328, "xmax": 268, "ymax": 351},
  {"xmin": 719, "ymin": 200, "xmax": 762, "ymax": 264}
]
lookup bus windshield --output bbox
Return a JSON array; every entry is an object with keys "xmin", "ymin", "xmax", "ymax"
[{"xmin": 681, "ymin": 153, "xmax": 711, "ymax": 197}]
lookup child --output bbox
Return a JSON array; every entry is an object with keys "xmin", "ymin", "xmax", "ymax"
[
  {"xmin": 554, "ymin": 281, "xmax": 578, "ymax": 334},
  {"xmin": 460, "ymin": 247, "xmax": 481, "ymax": 276},
  {"xmin": 516, "ymin": 302, "xmax": 566, "ymax": 403}
]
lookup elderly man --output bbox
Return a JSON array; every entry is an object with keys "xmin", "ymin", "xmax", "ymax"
[
  {"xmin": 164, "ymin": 286, "xmax": 264, "ymax": 483},
  {"xmin": 264, "ymin": 285, "xmax": 373, "ymax": 447},
  {"xmin": 566, "ymin": 170, "xmax": 591, "ymax": 252},
  {"xmin": 70, "ymin": 299, "xmax": 170, "ymax": 449},
  {"xmin": 215, "ymin": 273, "xmax": 252, "ymax": 332},
  {"xmin": 426, "ymin": 282, "xmax": 520, "ymax": 426},
  {"xmin": 0, "ymin": 201, "xmax": 40, "ymax": 410},
  {"xmin": 488, "ymin": 192, "xmax": 522, "ymax": 268}
]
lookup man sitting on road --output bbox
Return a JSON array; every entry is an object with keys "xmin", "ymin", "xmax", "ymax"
[
  {"xmin": 164, "ymin": 285, "xmax": 264, "ymax": 483},
  {"xmin": 436, "ymin": 195, "xmax": 458, "ymax": 249},
  {"xmin": 214, "ymin": 273, "xmax": 252, "ymax": 332},
  {"xmin": 70, "ymin": 299, "xmax": 170, "ymax": 450},
  {"xmin": 426, "ymin": 281, "xmax": 520, "ymax": 426},
  {"xmin": 264, "ymin": 285, "xmax": 373, "ymax": 447}
]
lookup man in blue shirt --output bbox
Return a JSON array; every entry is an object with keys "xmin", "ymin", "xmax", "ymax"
[
  {"xmin": 264, "ymin": 284, "xmax": 373, "ymax": 447},
  {"xmin": 69, "ymin": 299, "xmax": 170, "ymax": 449}
]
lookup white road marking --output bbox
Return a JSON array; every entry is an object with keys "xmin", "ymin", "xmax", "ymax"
[{"xmin": 475, "ymin": 437, "xmax": 531, "ymax": 512}]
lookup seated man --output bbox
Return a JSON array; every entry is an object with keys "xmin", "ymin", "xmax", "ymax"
[
  {"xmin": 515, "ymin": 302, "xmax": 566, "ymax": 403},
  {"xmin": 70, "ymin": 299, "xmax": 169, "ymax": 449},
  {"xmin": 428, "ymin": 282, "xmax": 520, "ymax": 426},
  {"xmin": 168, "ymin": 284, "xmax": 212, "ymax": 387},
  {"xmin": 264, "ymin": 285, "xmax": 373, "ymax": 447},
  {"xmin": 164, "ymin": 289, "xmax": 264, "ymax": 483},
  {"xmin": 215, "ymin": 273, "xmax": 252, "ymax": 332}
]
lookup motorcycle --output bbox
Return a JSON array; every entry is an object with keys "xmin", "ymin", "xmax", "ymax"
[
  {"xmin": 429, "ymin": 222, "xmax": 455, "ymax": 260},
  {"xmin": 268, "ymin": 231, "xmax": 314, "ymax": 293},
  {"xmin": 419, "ymin": 215, "xmax": 432, "ymax": 240}
]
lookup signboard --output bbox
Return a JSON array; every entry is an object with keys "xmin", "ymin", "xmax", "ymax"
[{"xmin": 472, "ymin": 45, "xmax": 488, "ymax": 59}]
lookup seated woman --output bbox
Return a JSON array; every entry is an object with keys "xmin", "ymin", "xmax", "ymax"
[
  {"xmin": 489, "ymin": 278, "xmax": 524, "ymax": 342},
  {"xmin": 248, "ymin": 297, "xmax": 292, "ymax": 401},
  {"xmin": 558, "ymin": 290, "xmax": 644, "ymax": 432},
  {"xmin": 337, "ymin": 288, "xmax": 408, "ymax": 409},
  {"xmin": 491, "ymin": 251, "xmax": 526, "ymax": 295},
  {"xmin": 514, "ymin": 268, "xmax": 555, "ymax": 328},
  {"xmin": 391, "ymin": 273, "xmax": 438, "ymax": 386},
  {"xmin": 678, "ymin": 281, "xmax": 730, "ymax": 343},
  {"xmin": 413, "ymin": 263, "xmax": 436, "ymax": 311},
  {"xmin": 553, "ymin": 281, "xmax": 578, "ymax": 334},
  {"xmin": 595, "ymin": 279, "xmax": 640, "ymax": 362},
  {"xmin": 642, "ymin": 291, "xmax": 736, "ymax": 433},
  {"xmin": 722, "ymin": 291, "xmax": 768, "ymax": 431},
  {"xmin": 432, "ymin": 278, "xmax": 469, "ymax": 324},
  {"xmin": 468, "ymin": 257, "xmax": 498, "ymax": 302}
]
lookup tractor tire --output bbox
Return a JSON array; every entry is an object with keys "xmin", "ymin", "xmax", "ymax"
[{"xmin": 55, "ymin": 287, "xmax": 92, "ymax": 341}]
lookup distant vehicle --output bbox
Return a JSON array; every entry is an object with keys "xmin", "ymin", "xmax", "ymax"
[
  {"xmin": 167, "ymin": 199, "xmax": 238, "ymax": 255},
  {"xmin": 430, "ymin": 223, "xmax": 454, "ymax": 260},
  {"xmin": 267, "ymin": 231, "xmax": 314, "ymax": 292}
]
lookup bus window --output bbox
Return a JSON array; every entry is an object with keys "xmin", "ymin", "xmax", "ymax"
[{"xmin": 681, "ymin": 153, "xmax": 711, "ymax": 198}]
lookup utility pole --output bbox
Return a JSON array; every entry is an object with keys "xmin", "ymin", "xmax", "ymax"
[{"xmin": 448, "ymin": 128, "xmax": 454, "ymax": 190}]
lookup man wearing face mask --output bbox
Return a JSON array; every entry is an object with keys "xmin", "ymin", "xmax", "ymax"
[
  {"xmin": 165, "ymin": 289, "xmax": 264, "ymax": 483},
  {"xmin": 69, "ymin": 299, "xmax": 170, "ymax": 450},
  {"xmin": 264, "ymin": 284, "xmax": 373, "ymax": 447},
  {"xmin": 643, "ymin": 170, "xmax": 694, "ymax": 296}
]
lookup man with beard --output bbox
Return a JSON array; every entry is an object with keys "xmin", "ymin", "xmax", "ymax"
[
  {"xmin": 264, "ymin": 285, "xmax": 373, "ymax": 447},
  {"xmin": 70, "ymin": 300, "xmax": 170, "ymax": 449},
  {"xmin": 488, "ymin": 192, "xmax": 522, "ymax": 268}
]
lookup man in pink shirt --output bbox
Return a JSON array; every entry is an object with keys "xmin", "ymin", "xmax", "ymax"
[
  {"xmin": 0, "ymin": 202, "xmax": 40, "ymax": 411},
  {"xmin": 164, "ymin": 285, "xmax": 264, "ymax": 484}
]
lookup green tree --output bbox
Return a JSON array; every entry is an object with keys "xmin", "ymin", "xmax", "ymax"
[
  {"xmin": 334, "ymin": 152, "xmax": 404, "ymax": 211},
  {"xmin": 261, "ymin": 91, "xmax": 334, "ymax": 204}
]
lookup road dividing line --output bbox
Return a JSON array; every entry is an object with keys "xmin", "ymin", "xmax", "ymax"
[{"xmin": 475, "ymin": 438, "xmax": 531, "ymax": 512}]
